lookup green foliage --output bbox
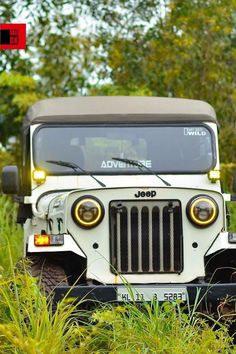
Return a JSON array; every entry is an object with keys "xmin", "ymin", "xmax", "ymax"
[
  {"xmin": 84, "ymin": 0, "xmax": 236, "ymax": 163},
  {"xmin": 89, "ymin": 83, "xmax": 152, "ymax": 96},
  {"xmin": 0, "ymin": 150, "xmax": 16, "ymax": 172},
  {"xmin": 0, "ymin": 0, "xmax": 236, "ymax": 165},
  {"xmin": 0, "ymin": 277, "xmax": 233, "ymax": 354},
  {"xmin": 0, "ymin": 72, "xmax": 42, "ymax": 144},
  {"xmin": 221, "ymin": 163, "xmax": 236, "ymax": 193},
  {"xmin": 0, "ymin": 1, "xmax": 92, "ymax": 97},
  {"xmin": 229, "ymin": 203, "xmax": 236, "ymax": 231},
  {"xmin": 219, "ymin": 127, "xmax": 236, "ymax": 164},
  {"xmin": 0, "ymin": 273, "xmax": 234, "ymax": 354},
  {"xmin": 76, "ymin": 302, "xmax": 234, "ymax": 353},
  {"xmin": 0, "ymin": 269, "xmax": 81, "ymax": 354},
  {"xmin": 0, "ymin": 196, "xmax": 23, "ymax": 271}
]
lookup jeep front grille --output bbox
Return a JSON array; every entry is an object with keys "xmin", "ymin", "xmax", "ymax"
[{"xmin": 110, "ymin": 200, "xmax": 183, "ymax": 274}]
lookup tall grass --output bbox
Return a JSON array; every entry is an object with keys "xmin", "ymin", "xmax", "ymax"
[
  {"xmin": 0, "ymin": 270, "xmax": 80, "ymax": 354},
  {"xmin": 0, "ymin": 275, "xmax": 234, "ymax": 353},
  {"xmin": 0, "ymin": 196, "xmax": 234, "ymax": 353},
  {"xmin": 229, "ymin": 203, "xmax": 236, "ymax": 231},
  {"xmin": 75, "ymin": 302, "xmax": 234, "ymax": 353},
  {"xmin": 0, "ymin": 196, "xmax": 23, "ymax": 270}
]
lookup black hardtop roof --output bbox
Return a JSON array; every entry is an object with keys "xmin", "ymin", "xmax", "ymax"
[{"xmin": 24, "ymin": 96, "xmax": 217, "ymax": 129}]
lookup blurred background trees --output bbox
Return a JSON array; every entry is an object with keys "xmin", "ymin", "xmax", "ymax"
[{"xmin": 0, "ymin": 0, "xmax": 235, "ymax": 175}]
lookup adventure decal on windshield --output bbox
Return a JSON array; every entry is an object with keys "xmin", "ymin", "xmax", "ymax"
[{"xmin": 100, "ymin": 160, "xmax": 152, "ymax": 169}]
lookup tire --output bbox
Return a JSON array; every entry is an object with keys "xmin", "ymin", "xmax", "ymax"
[{"xmin": 28, "ymin": 256, "xmax": 68, "ymax": 295}]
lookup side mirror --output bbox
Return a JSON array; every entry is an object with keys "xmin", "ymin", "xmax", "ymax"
[{"xmin": 2, "ymin": 165, "xmax": 19, "ymax": 194}]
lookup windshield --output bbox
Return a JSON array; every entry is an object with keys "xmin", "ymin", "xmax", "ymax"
[{"xmin": 33, "ymin": 124, "xmax": 215, "ymax": 174}]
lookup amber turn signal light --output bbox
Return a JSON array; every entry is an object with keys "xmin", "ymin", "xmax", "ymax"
[
  {"xmin": 34, "ymin": 234, "xmax": 64, "ymax": 246},
  {"xmin": 34, "ymin": 234, "xmax": 50, "ymax": 246}
]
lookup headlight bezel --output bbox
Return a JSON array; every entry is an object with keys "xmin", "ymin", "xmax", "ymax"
[
  {"xmin": 72, "ymin": 195, "xmax": 104, "ymax": 229},
  {"xmin": 186, "ymin": 194, "xmax": 219, "ymax": 228}
]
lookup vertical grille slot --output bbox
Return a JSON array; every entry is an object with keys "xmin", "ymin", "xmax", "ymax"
[
  {"xmin": 152, "ymin": 206, "xmax": 160, "ymax": 271},
  {"xmin": 131, "ymin": 207, "xmax": 138, "ymax": 272},
  {"xmin": 110, "ymin": 200, "xmax": 183, "ymax": 274}
]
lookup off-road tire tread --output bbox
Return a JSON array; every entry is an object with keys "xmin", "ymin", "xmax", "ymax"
[{"xmin": 28, "ymin": 256, "xmax": 68, "ymax": 296}]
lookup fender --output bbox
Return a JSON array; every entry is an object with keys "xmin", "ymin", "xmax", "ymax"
[{"xmin": 205, "ymin": 232, "xmax": 236, "ymax": 256}]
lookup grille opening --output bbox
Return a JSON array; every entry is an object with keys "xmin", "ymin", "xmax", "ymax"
[
  {"xmin": 152, "ymin": 206, "xmax": 160, "ymax": 271},
  {"xmin": 131, "ymin": 207, "xmax": 138, "ymax": 271},
  {"xmin": 163, "ymin": 206, "xmax": 171, "ymax": 271},
  {"xmin": 141, "ymin": 207, "xmax": 149, "ymax": 272},
  {"xmin": 110, "ymin": 200, "xmax": 183, "ymax": 274},
  {"xmin": 120, "ymin": 208, "xmax": 128, "ymax": 273},
  {"xmin": 174, "ymin": 206, "xmax": 182, "ymax": 270}
]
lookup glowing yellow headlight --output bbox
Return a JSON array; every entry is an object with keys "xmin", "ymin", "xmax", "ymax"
[
  {"xmin": 32, "ymin": 170, "xmax": 46, "ymax": 184},
  {"xmin": 72, "ymin": 196, "xmax": 104, "ymax": 228},
  {"xmin": 187, "ymin": 195, "xmax": 218, "ymax": 227}
]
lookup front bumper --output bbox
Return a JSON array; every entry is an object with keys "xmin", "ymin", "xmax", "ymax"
[{"xmin": 54, "ymin": 283, "xmax": 236, "ymax": 304}]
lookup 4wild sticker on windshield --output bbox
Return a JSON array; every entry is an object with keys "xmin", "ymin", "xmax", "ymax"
[{"xmin": 184, "ymin": 127, "xmax": 207, "ymax": 136}]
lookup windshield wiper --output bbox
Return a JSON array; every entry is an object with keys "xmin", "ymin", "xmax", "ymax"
[
  {"xmin": 46, "ymin": 160, "xmax": 106, "ymax": 187},
  {"xmin": 112, "ymin": 157, "xmax": 171, "ymax": 187}
]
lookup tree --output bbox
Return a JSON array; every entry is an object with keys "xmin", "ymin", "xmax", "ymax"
[
  {"xmin": 0, "ymin": 1, "xmax": 93, "ymax": 97},
  {"xmin": 0, "ymin": 72, "xmax": 42, "ymax": 144},
  {"xmin": 0, "ymin": 0, "xmax": 235, "ymax": 163},
  {"xmin": 84, "ymin": 0, "xmax": 236, "ymax": 163},
  {"xmin": 0, "ymin": 1, "xmax": 93, "ymax": 145}
]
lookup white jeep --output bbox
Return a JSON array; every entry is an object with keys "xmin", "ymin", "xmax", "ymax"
[{"xmin": 2, "ymin": 96, "xmax": 236, "ymax": 307}]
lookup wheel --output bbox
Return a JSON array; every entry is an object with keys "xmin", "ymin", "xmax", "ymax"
[
  {"xmin": 28, "ymin": 256, "xmax": 68, "ymax": 295},
  {"xmin": 23, "ymin": 256, "xmax": 69, "ymax": 311}
]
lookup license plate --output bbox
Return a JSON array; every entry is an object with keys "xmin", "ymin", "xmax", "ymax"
[{"xmin": 117, "ymin": 286, "xmax": 187, "ymax": 302}]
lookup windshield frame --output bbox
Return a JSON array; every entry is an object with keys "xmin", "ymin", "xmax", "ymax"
[{"xmin": 32, "ymin": 122, "xmax": 217, "ymax": 175}]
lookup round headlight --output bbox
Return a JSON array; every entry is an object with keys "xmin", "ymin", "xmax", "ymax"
[
  {"xmin": 187, "ymin": 195, "xmax": 218, "ymax": 227},
  {"xmin": 72, "ymin": 196, "xmax": 104, "ymax": 229}
]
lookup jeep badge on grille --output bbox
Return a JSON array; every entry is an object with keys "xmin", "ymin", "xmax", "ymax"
[{"xmin": 135, "ymin": 190, "xmax": 157, "ymax": 198}]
